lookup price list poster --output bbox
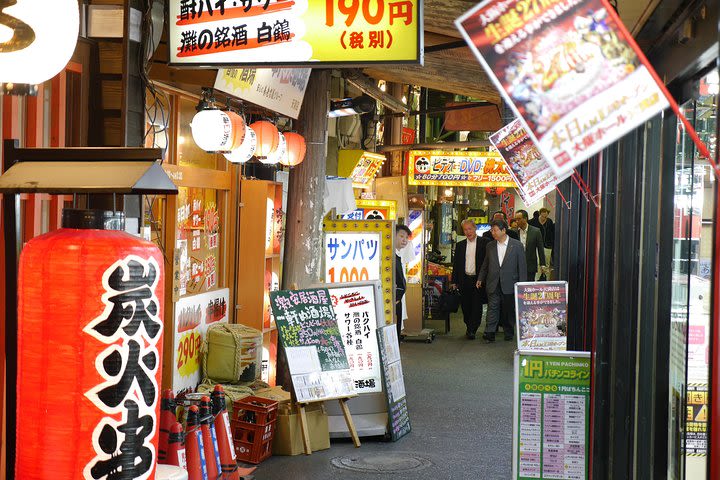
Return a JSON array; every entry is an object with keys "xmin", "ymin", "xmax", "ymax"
[
  {"xmin": 270, "ymin": 288, "xmax": 355, "ymax": 403},
  {"xmin": 513, "ymin": 352, "xmax": 591, "ymax": 479}
]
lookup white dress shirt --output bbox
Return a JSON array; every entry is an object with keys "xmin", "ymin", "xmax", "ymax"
[
  {"xmin": 518, "ymin": 226, "xmax": 527, "ymax": 249},
  {"xmin": 465, "ymin": 237, "xmax": 477, "ymax": 275},
  {"xmin": 497, "ymin": 235, "xmax": 510, "ymax": 266}
]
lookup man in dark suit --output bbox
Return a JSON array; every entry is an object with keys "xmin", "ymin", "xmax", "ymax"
[
  {"xmin": 482, "ymin": 211, "xmax": 519, "ymax": 241},
  {"xmin": 478, "ymin": 219, "xmax": 527, "ymax": 342},
  {"xmin": 395, "ymin": 224, "xmax": 411, "ymax": 340},
  {"xmin": 514, "ymin": 209, "xmax": 546, "ymax": 281},
  {"xmin": 451, "ymin": 219, "xmax": 489, "ymax": 339}
]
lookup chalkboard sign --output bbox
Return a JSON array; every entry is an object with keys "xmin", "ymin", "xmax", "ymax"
[
  {"xmin": 270, "ymin": 288, "xmax": 356, "ymax": 403},
  {"xmin": 377, "ymin": 325, "xmax": 411, "ymax": 441}
]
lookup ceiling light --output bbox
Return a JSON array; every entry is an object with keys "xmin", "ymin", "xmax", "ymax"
[{"xmin": 328, "ymin": 95, "xmax": 375, "ymax": 118}]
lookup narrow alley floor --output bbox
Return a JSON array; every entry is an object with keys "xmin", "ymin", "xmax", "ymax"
[{"xmin": 253, "ymin": 312, "xmax": 516, "ymax": 479}]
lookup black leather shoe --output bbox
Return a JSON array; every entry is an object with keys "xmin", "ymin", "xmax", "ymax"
[
  {"xmin": 482, "ymin": 333, "xmax": 495, "ymax": 343},
  {"xmin": 504, "ymin": 335, "xmax": 514, "ymax": 341}
]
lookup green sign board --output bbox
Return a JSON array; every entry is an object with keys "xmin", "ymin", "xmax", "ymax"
[
  {"xmin": 270, "ymin": 288, "xmax": 355, "ymax": 403},
  {"xmin": 513, "ymin": 351, "xmax": 591, "ymax": 480}
]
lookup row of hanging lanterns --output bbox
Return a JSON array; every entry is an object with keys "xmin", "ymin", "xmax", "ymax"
[{"xmin": 190, "ymin": 104, "xmax": 307, "ymax": 167}]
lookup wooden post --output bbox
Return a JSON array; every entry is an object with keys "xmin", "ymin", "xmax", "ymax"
[
  {"xmin": 279, "ymin": 69, "xmax": 330, "ymax": 391},
  {"xmin": 297, "ymin": 404, "xmax": 312, "ymax": 455},
  {"xmin": 338, "ymin": 399, "xmax": 361, "ymax": 448}
]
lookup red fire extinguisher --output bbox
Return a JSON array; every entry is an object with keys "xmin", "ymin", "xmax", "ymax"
[{"xmin": 212, "ymin": 385, "xmax": 240, "ymax": 480}]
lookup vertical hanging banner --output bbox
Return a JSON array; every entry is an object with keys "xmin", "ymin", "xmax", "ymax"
[
  {"xmin": 491, "ymin": 119, "xmax": 569, "ymax": 206},
  {"xmin": 456, "ymin": 0, "xmax": 670, "ymax": 177},
  {"xmin": 169, "ymin": 0, "xmax": 422, "ymax": 66},
  {"xmin": 501, "ymin": 190, "xmax": 515, "ymax": 219}
]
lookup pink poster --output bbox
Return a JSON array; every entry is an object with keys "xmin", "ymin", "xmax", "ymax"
[{"xmin": 456, "ymin": 0, "xmax": 670, "ymax": 177}]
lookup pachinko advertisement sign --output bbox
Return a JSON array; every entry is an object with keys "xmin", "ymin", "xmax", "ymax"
[
  {"xmin": 515, "ymin": 282, "xmax": 568, "ymax": 351},
  {"xmin": 456, "ymin": 0, "xmax": 670, "ymax": 177},
  {"xmin": 169, "ymin": 0, "xmax": 422, "ymax": 66},
  {"xmin": 407, "ymin": 150, "xmax": 517, "ymax": 187},
  {"xmin": 490, "ymin": 119, "xmax": 568, "ymax": 206}
]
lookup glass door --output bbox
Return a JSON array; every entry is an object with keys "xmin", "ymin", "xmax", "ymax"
[{"xmin": 668, "ymin": 70, "xmax": 718, "ymax": 480}]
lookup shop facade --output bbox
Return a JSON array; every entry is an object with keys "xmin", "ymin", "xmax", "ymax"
[{"xmin": 552, "ymin": 1, "xmax": 719, "ymax": 477}]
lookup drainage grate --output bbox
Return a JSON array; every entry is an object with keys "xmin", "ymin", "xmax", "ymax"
[{"xmin": 331, "ymin": 453, "xmax": 432, "ymax": 473}]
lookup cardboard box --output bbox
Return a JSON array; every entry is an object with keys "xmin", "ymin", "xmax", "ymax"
[{"xmin": 272, "ymin": 403, "xmax": 330, "ymax": 455}]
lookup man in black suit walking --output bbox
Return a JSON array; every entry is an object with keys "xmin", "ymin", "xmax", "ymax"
[
  {"xmin": 451, "ymin": 219, "xmax": 489, "ymax": 339},
  {"xmin": 514, "ymin": 209, "xmax": 546, "ymax": 281},
  {"xmin": 395, "ymin": 224, "xmax": 411, "ymax": 340},
  {"xmin": 478, "ymin": 219, "xmax": 527, "ymax": 342}
]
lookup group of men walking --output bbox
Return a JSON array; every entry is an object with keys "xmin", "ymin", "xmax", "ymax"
[{"xmin": 451, "ymin": 209, "xmax": 553, "ymax": 342}]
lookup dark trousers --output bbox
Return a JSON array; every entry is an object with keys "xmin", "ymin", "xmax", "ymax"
[
  {"xmin": 460, "ymin": 274, "xmax": 483, "ymax": 335},
  {"xmin": 485, "ymin": 283, "xmax": 516, "ymax": 337},
  {"xmin": 395, "ymin": 300, "xmax": 403, "ymax": 340}
]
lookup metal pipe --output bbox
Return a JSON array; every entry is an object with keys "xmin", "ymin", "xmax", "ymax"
[{"xmin": 381, "ymin": 101, "xmax": 496, "ymax": 118}]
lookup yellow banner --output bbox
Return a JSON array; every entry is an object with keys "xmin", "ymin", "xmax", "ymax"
[{"xmin": 169, "ymin": 0, "xmax": 422, "ymax": 66}]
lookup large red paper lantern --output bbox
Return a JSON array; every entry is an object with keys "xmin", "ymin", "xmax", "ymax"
[
  {"xmin": 280, "ymin": 132, "xmax": 307, "ymax": 167},
  {"xmin": 249, "ymin": 120, "xmax": 279, "ymax": 158},
  {"xmin": 16, "ymin": 209, "xmax": 165, "ymax": 479}
]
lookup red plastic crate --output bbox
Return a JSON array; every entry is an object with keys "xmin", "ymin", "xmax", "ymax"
[
  {"xmin": 232, "ymin": 396, "xmax": 279, "ymax": 425},
  {"xmin": 231, "ymin": 419, "xmax": 276, "ymax": 464}
]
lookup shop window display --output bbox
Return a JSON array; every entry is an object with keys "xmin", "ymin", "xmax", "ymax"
[{"xmin": 668, "ymin": 70, "xmax": 717, "ymax": 480}]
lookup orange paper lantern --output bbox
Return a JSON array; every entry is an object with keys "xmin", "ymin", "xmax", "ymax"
[
  {"xmin": 280, "ymin": 132, "xmax": 307, "ymax": 167},
  {"xmin": 16, "ymin": 209, "xmax": 165, "ymax": 479},
  {"xmin": 249, "ymin": 120, "xmax": 279, "ymax": 158},
  {"xmin": 191, "ymin": 109, "xmax": 246, "ymax": 152}
]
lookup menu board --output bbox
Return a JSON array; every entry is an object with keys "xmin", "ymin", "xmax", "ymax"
[
  {"xmin": 270, "ymin": 288, "xmax": 355, "ymax": 403},
  {"xmin": 513, "ymin": 352, "xmax": 590, "ymax": 480},
  {"xmin": 515, "ymin": 282, "xmax": 569, "ymax": 351},
  {"xmin": 377, "ymin": 325, "xmax": 411, "ymax": 441},
  {"xmin": 172, "ymin": 288, "xmax": 230, "ymax": 395},
  {"xmin": 328, "ymin": 284, "xmax": 383, "ymax": 394}
]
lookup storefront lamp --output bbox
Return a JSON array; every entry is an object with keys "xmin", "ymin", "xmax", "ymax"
[
  {"xmin": 281, "ymin": 132, "xmax": 307, "ymax": 167},
  {"xmin": 224, "ymin": 125, "xmax": 257, "ymax": 164},
  {"xmin": 0, "ymin": 0, "xmax": 79, "ymax": 93},
  {"xmin": 259, "ymin": 131, "xmax": 286, "ymax": 165},
  {"xmin": 249, "ymin": 120, "xmax": 279, "ymax": 158},
  {"xmin": 190, "ymin": 109, "xmax": 245, "ymax": 153}
]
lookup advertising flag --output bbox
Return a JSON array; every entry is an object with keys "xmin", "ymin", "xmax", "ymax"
[{"xmin": 456, "ymin": 0, "xmax": 670, "ymax": 177}]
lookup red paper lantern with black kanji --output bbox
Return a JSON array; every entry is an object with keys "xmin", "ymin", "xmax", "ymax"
[
  {"xmin": 16, "ymin": 209, "xmax": 165, "ymax": 479},
  {"xmin": 280, "ymin": 132, "xmax": 307, "ymax": 167},
  {"xmin": 249, "ymin": 120, "xmax": 279, "ymax": 158}
]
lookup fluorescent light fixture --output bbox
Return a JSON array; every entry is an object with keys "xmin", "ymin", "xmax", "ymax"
[{"xmin": 328, "ymin": 95, "xmax": 375, "ymax": 118}]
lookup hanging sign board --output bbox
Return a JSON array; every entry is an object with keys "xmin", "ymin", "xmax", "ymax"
[
  {"xmin": 377, "ymin": 325, "xmax": 411, "ymax": 441},
  {"xmin": 407, "ymin": 150, "xmax": 517, "ymax": 187},
  {"xmin": 324, "ymin": 219, "xmax": 395, "ymax": 325},
  {"xmin": 172, "ymin": 288, "xmax": 230, "ymax": 395},
  {"xmin": 513, "ymin": 351, "xmax": 591, "ymax": 479},
  {"xmin": 169, "ymin": 0, "xmax": 422, "ymax": 67},
  {"xmin": 214, "ymin": 68, "xmax": 311, "ymax": 119},
  {"xmin": 328, "ymin": 283, "xmax": 384, "ymax": 394},
  {"xmin": 340, "ymin": 199, "xmax": 397, "ymax": 221},
  {"xmin": 515, "ymin": 282, "xmax": 568, "ymax": 351},
  {"xmin": 406, "ymin": 209, "xmax": 424, "ymax": 284},
  {"xmin": 270, "ymin": 288, "xmax": 356, "ymax": 403},
  {"xmin": 456, "ymin": 0, "xmax": 670, "ymax": 177},
  {"xmin": 490, "ymin": 119, "xmax": 569, "ymax": 206}
]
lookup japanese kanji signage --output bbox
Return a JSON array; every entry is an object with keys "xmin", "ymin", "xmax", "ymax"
[
  {"xmin": 340, "ymin": 199, "xmax": 397, "ymax": 221},
  {"xmin": 515, "ymin": 282, "xmax": 568, "ymax": 351},
  {"xmin": 214, "ymin": 67, "xmax": 311, "ymax": 119},
  {"xmin": 377, "ymin": 325, "xmax": 411, "ymax": 441},
  {"xmin": 513, "ymin": 351, "xmax": 590, "ymax": 479},
  {"xmin": 407, "ymin": 150, "xmax": 517, "ymax": 187},
  {"xmin": 169, "ymin": 0, "xmax": 422, "ymax": 67},
  {"xmin": 172, "ymin": 288, "xmax": 230, "ymax": 395},
  {"xmin": 328, "ymin": 284, "xmax": 383, "ymax": 394},
  {"xmin": 323, "ymin": 219, "xmax": 395, "ymax": 325},
  {"xmin": 456, "ymin": 0, "xmax": 670, "ymax": 177},
  {"xmin": 686, "ymin": 384, "xmax": 708, "ymax": 456},
  {"xmin": 491, "ymin": 119, "xmax": 568, "ymax": 206},
  {"xmin": 84, "ymin": 256, "xmax": 163, "ymax": 479},
  {"xmin": 338, "ymin": 150, "xmax": 386, "ymax": 189},
  {"xmin": 270, "ymin": 288, "xmax": 356, "ymax": 402}
]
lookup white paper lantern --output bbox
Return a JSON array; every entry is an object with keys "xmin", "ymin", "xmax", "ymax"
[
  {"xmin": 259, "ymin": 132, "xmax": 286, "ymax": 165},
  {"xmin": 190, "ymin": 109, "xmax": 245, "ymax": 153},
  {"xmin": 224, "ymin": 126, "xmax": 257, "ymax": 164},
  {"xmin": 0, "ymin": 0, "xmax": 79, "ymax": 85}
]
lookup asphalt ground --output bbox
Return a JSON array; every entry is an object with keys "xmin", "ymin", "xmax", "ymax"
[{"xmin": 255, "ymin": 310, "xmax": 516, "ymax": 479}]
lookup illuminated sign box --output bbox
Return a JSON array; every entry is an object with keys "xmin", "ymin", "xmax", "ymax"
[
  {"xmin": 340, "ymin": 199, "xmax": 397, "ymax": 221},
  {"xmin": 407, "ymin": 150, "xmax": 517, "ymax": 187},
  {"xmin": 168, "ymin": 0, "xmax": 423, "ymax": 67}
]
